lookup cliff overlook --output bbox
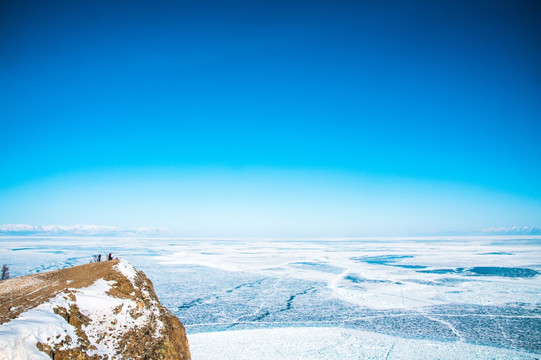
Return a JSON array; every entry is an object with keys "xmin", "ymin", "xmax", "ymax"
[{"xmin": 0, "ymin": 259, "xmax": 191, "ymax": 360}]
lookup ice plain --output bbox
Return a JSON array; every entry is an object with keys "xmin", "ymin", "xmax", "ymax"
[{"xmin": 1, "ymin": 236, "xmax": 540, "ymax": 358}]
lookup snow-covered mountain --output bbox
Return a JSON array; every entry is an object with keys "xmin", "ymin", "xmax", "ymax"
[
  {"xmin": 0, "ymin": 224, "xmax": 172, "ymax": 237},
  {"xmin": 479, "ymin": 226, "xmax": 541, "ymax": 235}
]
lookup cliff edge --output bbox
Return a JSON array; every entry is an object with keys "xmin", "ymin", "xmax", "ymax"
[{"xmin": 0, "ymin": 259, "xmax": 191, "ymax": 360}]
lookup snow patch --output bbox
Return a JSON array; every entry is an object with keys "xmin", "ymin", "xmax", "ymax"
[
  {"xmin": 189, "ymin": 327, "xmax": 539, "ymax": 360},
  {"xmin": 0, "ymin": 294, "xmax": 78, "ymax": 360},
  {"xmin": 113, "ymin": 258, "xmax": 165, "ymax": 336},
  {"xmin": 114, "ymin": 259, "xmax": 137, "ymax": 283},
  {"xmin": 75, "ymin": 278, "xmax": 157, "ymax": 357}
]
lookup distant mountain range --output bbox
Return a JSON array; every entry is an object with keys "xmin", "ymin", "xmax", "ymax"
[
  {"xmin": 1, "ymin": 224, "xmax": 539, "ymax": 237},
  {"xmin": 478, "ymin": 226, "xmax": 541, "ymax": 235},
  {"xmin": 0, "ymin": 224, "xmax": 172, "ymax": 237},
  {"xmin": 418, "ymin": 226, "xmax": 541, "ymax": 237}
]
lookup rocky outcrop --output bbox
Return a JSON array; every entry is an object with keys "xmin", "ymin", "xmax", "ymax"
[{"xmin": 0, "ymin": 260, "xmax": 191, "ymax": 360}]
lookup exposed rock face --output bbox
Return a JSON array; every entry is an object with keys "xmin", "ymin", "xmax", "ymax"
[{"xmin": 0, "ymin": 260, "xmax": 191, "ymax": 360}]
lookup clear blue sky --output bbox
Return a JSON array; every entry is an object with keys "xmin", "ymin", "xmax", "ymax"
[{"xmin": 1, "ymin": 0, "xmax": 540, "ymax": 236}]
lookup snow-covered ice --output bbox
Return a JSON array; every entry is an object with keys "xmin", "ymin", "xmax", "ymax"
[
  {"xmin": 188, "ymin": 327, "xmax": 539, "ymax": 360},
  {"xmin": 1, "ymin": 236, "xmax": 540, "ymax": 357}
]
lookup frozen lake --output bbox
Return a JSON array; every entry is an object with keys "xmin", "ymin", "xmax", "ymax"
[{"xmin": 1, "ymin": 236, "xmax": 540, "ymax": 357}]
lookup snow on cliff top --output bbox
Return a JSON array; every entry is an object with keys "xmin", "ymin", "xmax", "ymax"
[
  {"xmin": 0, "ymin": 259, "xmax": 164, "ymax": 360},
  {"xmin": 114, "ymin": 258, "xmax": 137, "ymax": 282},
  {"xmin": 0, "ymin": 294, "xmax": 76, "ymax": 359}
]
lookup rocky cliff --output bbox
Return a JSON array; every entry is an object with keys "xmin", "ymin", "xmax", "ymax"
[{"xmin": 0, "ymin": 259, "xmax": 191, "ymax": 360}]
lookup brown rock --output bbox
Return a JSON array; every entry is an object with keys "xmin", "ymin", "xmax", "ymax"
[{"xmin": 0, "ymin": 260, "xmax": 191, "ymax": 359}]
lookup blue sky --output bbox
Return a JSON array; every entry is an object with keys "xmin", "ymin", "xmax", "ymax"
[{"xmin": 1, "ymin": 0, "xmax": 540, "ymax": 236}]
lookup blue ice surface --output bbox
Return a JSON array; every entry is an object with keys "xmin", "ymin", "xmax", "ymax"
[
  {"xmin": 418, "ymin": 268, "xmax": 465, "ymax": 274},
  {"xmin": 352, "ymin": 255, "xmax": 415, "ymax": 265},
  {"xmin": 351, "ymin": 254, "xmax": 427, "ymax": 269},
  {"xmin": 345, "ymin": 274, "xmax": 390, "ymax": 284},
  {"xmin": 479, "ymin": 252, "xmax": 514, "ymax": 255},
  {"xmin": 468, "ymin": 267, "xmax": 538, "ymax": 277},
  {"xmin": 393, "ymin": 264, "xmax": 428, "ymax": 269},
  {"xmin": 290, "ymin": 261, "xmax": 344, "ymax": 274},
  {"xmin": 153, "ymin": 264, "xmax": 541, "ymax": 354},
  {"xmin": 418, "ymin": 267, "xmax": 538, "ymax": 278}
]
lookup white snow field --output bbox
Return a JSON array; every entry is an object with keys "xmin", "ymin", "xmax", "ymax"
[
  {"xmin": 188, "ymin": 327, "xmax": 539, "ymax": 360},
  {"xmin": 1, "ymin": 236, "xmax": 540, "ymax": 357}
]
